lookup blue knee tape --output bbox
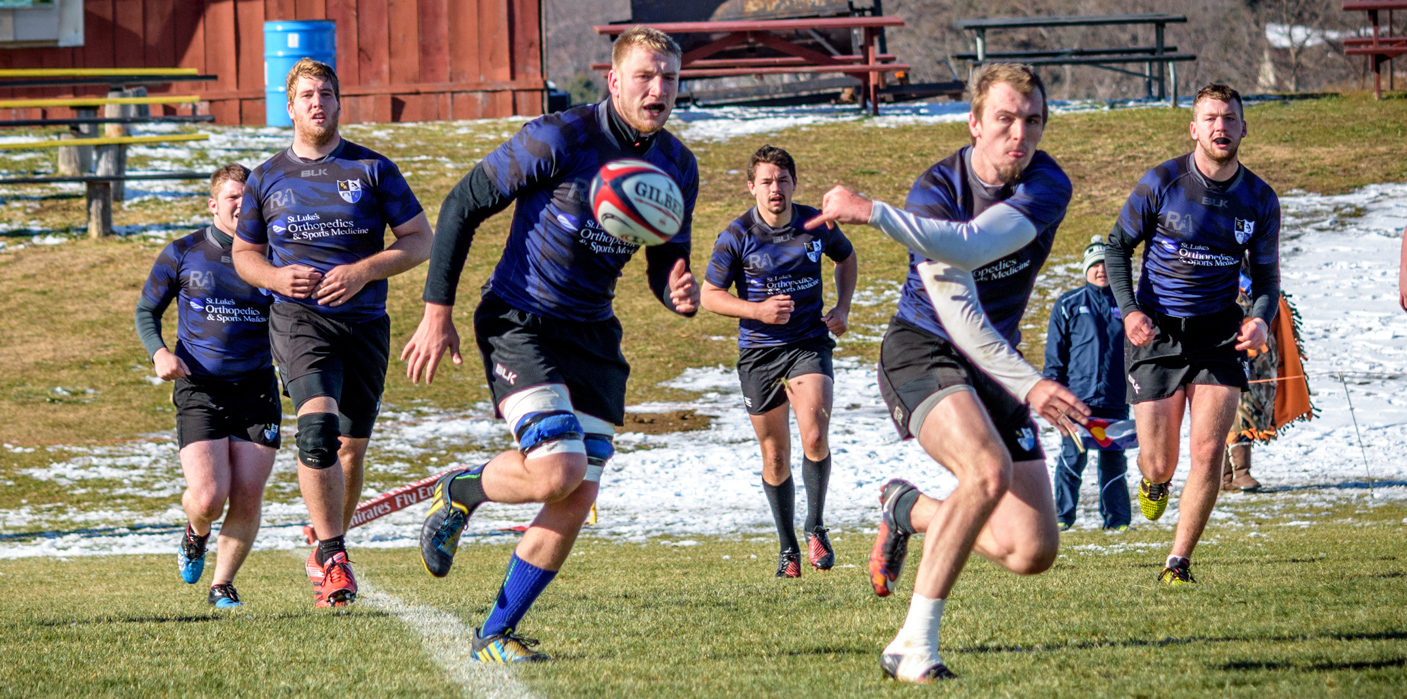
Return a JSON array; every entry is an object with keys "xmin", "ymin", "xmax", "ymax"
[
  {"xmin": 296, "ymin": 413, "xmax": 341, "ymax": 469},
  {"xmin": 513, "ymin": 411, "xmax": 583, "ymax": 453},
  {"xmin": 583, "ymin": 433, "xmax": 615, "ymax": 467}
]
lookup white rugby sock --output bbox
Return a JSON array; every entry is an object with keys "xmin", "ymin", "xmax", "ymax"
[{"xmin": 883, "ymin": 594, "xmax": 945, "ymax": 680}]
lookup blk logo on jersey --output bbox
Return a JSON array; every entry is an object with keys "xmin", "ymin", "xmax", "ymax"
[
  {"xmin": 1234, "ymin": 218, "xmax": 1255, "ymax": 244},
  {"xmin": 338, "ymin": 179, "xmax": 363, "ymax": 204},
  {"xmin": 805, "ymin": 239, "xmax": 823, "ymax": 262}
]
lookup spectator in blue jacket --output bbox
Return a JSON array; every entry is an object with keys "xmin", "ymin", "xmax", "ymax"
[{"xmin": 1043, "ymin": 234, "xmax": 1131, "ymax": 531}]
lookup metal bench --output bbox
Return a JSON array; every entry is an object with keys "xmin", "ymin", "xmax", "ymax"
[{"xmin": 955, "ymin": 13, "xmax": 1194, "ymax": 105}]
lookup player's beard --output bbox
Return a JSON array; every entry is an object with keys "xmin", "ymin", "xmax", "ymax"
[
  {"xmin": 1199, "ymin": 136, "xmax": 1239, "ymax": 166},
  {"xmin": 294, "ymin": 110, "xmax": 339, "ymax": 148}
]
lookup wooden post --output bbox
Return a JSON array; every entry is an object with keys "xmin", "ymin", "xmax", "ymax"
[
  {"xmin": 99, "ymin": 88, "xmax": 131, "ymax": 201},
  {"xmin": 57, "ymin": 107, "xmax": 97, "ymax": 175},
  {"xmin": 86, "ymin": 181, "xmax": 112, "ymax": 238}
]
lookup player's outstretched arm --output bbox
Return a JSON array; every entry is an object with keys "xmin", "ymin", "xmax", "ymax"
[
  {"xmin": 822, "ymin": 251, "xmax": 857, "ymax": 336},
  {"xmin": 804, "ymin": 185, "xmax": 1037, "ymax": 271},
  {"xmin": 917, "ymin": 259, "xmax": 1089, "ymax": 435},
  {"xmin": 231, "ymin": 237, "xmax": 323, "ymax": 298},
  {"xmin": 315, "ymin": 212, "xmax": 433, "ymax": 307},
  {"xmin": 400, "ymin": 302, "xmax": 462, "ymax": 385}
]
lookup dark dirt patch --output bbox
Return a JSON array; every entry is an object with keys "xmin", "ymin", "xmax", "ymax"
[{"xmin": 621, "ymin": 409, "xmax": 713, "ymax": 434}]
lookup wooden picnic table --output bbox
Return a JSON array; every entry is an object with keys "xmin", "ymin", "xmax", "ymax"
[
  {"xmin": 1343, "ymin": 1, "xmax": 1407, "ymax": 98},
  {"xmin": 955, "ymin": 13, "xmax": 1192, "ymax": 105},
  {"xmin": 594, "ymin": 16, "xmax": 907, "ymax": 115}
]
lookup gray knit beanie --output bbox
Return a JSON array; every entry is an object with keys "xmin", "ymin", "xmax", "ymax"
[{"xmin": 1083, "ymin": 234, "xmax": 1106, "ymax": 272}]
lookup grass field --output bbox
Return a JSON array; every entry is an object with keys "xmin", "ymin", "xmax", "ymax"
[
  {"xmin": 1, "ymin": 500, "xmax": 1404, "ymax": 697},
  {"xmin": 1, "ymin": 93, "xmax": 1406, "ymax": 697}
]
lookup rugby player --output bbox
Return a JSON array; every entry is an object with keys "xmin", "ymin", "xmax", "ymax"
[
  {"xmin": 701, "ymin": 144, "xmax": 856, "ymax": 577},
  {"xmin": 807, "ymin": 63, "xmax": 1089, "ymax": 682},
  {"xmin": 400, "ymin": 26, "xmax": 699, "ymax": 662},
  {"xmin": 136, "ymin": 164, "xmax": 277, "ymax": 608},
  {"xmin": 232, "ymin": 58, "xmax": 433, "ymax": 607},
  {"xmin": 1105, "ymin": 84, "xmax": 1280, "ymax": 585}
]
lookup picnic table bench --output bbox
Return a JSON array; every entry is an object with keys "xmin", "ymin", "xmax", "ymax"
[
  {"xmin": 0, "ymin": 69, "xmax": 218, "ymax": 237},
  {"xmin": 593, "ymin": 16, "xmax": 909, "ymax": 115},
  {"xmin": 1343, "ymin": 1, "xmax": 1407, "ymax": 98},
  {"xmin": 955, "ymin": 13, "xmax": 1195, "ymax": 105}
]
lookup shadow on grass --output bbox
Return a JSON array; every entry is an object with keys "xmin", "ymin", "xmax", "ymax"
[
  {"xmin": 1257, "ymin": 480, "xmax": 1407, "ymax": 493},
  {"xmin": 954, "ymin": 629, "xmax": 1407, "ymax": 656},
  {"xmin": 29, "ymin": 609, "xmax": 392, "ymax": 627},
  {"xmin": 1217, "ymin": 657, "xmax": 1406, "ymax": 672},
  {"xmin": 0, "ymin": 522, "xmax": 183, "ymax": 542}
]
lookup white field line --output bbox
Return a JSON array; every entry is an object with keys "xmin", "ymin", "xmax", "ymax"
[{"xmin": 357, "ymin": 581, "xmax": 540, "ymax": 699}]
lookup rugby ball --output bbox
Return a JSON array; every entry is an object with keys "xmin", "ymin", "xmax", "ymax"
[{"xmin": 589, "ymin": 159, "xmax": 684, "ymax": 246}]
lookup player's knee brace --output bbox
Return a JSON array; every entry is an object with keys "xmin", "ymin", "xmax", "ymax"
[
  {"xmin": 296, "ymin": 413, "xmax": 341, "ymax": 469},
  {"xmin": 578, "ymin": 413, "xmax": 616, "ymax": 483},
  {"xmin": 502, "ymin": 384, "xmax": 585, "ymax": 459}
]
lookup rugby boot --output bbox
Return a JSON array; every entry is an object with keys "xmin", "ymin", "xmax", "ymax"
[
  {"xmin": 807, "ymin": 526, "xmax": 835, "ymax": 571},
  {"xmin": 208, "ymin": 583, "xmax": 243, "ymax": 609},
  {"xmin": 317, "ymin": 551, "xmax": 357, "ymax": 607},
  {"xmin": 1158, "ymin": 559, "xmax": 1196, "ymax": 586},
  {"xmin": 472, "ymin": 627, "xmax": 551, "ymax": 663},
  {"xmin": 776, "ymin": 547, "xmax": 802, "ymax": 578},
  {"xmin": 880, "ymin": 637, "xmax": 958, "ymax": 683},
  {"xmin": 1138, "ymin": 478, "xmax": 1170, "ymax": 521},
  {"xmin": 305, "ymin": 548, "xmax": 325, "ymax": 600},
  {"xmin": 177, "ymin": 524, "xmax": 207, "ymax": 584},
  {"xmin": 420, "ymin": 467, "xmax": 485, "ymax": 578},
  {"xmin": 868, "ymin": 478, "xmax": 916, "ymax": 597}
]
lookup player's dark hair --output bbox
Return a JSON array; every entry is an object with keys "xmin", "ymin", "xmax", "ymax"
[
  {"xmin": 209, "ymin": 163, "xmax": 250, "ymax": 198},
  {"xmin": 1193, "ymin": 83, "xmax": 1243, "ymax": 117},
  {"xmin": 747, "ymin": 144, "xmax": 796, "ymax": 183},
  {"xmin": 285, "ymin": 57, "xmax": 339, "ymax": 105}
]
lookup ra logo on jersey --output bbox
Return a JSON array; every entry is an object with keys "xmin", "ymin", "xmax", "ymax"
[
  {"xmin": 805, "ymin": 239, "xmax": 823, "ymax": 262},
  {"xmin": 1234, "ymin": 218, "xmax": 1255, "ymax": 244},
  {"xmin": 338, "ymin": 179, "xmax": 363, "ymax": 204}
]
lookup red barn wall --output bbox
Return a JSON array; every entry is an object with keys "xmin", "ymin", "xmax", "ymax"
[{"xmin": 0, "ymin": 0, "xmax": 545, "ymax": 125}]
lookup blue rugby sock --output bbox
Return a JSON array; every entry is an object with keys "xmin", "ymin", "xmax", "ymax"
[{"xmin": 480, "ymin": 552, "xmax": 557, "ymax": 637}]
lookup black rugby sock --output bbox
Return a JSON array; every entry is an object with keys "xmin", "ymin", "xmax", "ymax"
[
  {"xmin": 763, "ymin": 475, "xmax": 799, "ymax": 552},
  {"xmin": 802, "ymin": 454, "xmax": 831, "ymax": 532},
  {"xmin": 447, "ymin": 464, "xmax": 490, "ymax": 508},
  {"xmin": 893, "ymin": 488, "xmax": 922, "ymax": 535},
  {"xmin": 316, "ymin": 535, "xmax": 346, "ymax": 567}
]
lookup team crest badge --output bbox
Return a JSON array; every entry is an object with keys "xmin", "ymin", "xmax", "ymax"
[
  {"xmin": 1015, "ymin": 427, "xmax": 1037, "ymax": 452},
  {"xmin": 338, "ymin": 179, "xmax": 363, "ymax": 204},
  {"xmin": 263, "ymin": 424, "xmax": 280, "ymax": 442},
  {"xmin": 1234, "ymin": 218, "xmax": 1254, "ymax": 244},
  {"xmin": 805, "ymin": 239, "xmax": 823, "ymax": 262}
]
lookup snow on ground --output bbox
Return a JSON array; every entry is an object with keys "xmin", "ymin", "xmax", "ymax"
[{"xmin": 2, "ymin": 108, "xmax": 1404, "ymax": 558}]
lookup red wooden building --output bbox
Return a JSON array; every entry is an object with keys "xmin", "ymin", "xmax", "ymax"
[{"xmin": 0, "ymin": 0, "xmax": 546, "ymax": 125}]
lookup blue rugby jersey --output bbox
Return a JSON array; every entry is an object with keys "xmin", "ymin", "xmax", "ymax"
[
  {"xmin": 236, "ymin": 139, "xmax": 424, "ymax": 322},
  {"xmin": 1113, "ymin": 153, "xmax": 1280, "ymax": 319},
  {"xmin": 893, "ymin": 146, "xmax": 1072, "ymax": 346},
  {"xmin": 473, "ymin": 102, "xmax": 698, "ymax": 322},
  {"xmin": 705, "ymin": 204, "xmax": 854, "ymax": 347},
  {"xmin": 139, "ymin": 227, "xmax": 272, "ymax": 379}
]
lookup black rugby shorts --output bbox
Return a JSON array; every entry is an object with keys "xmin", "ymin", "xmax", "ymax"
[
  {"xmin": 735, "ymin": 335, "xmax": 835, "ymax": 415},
  {"xmin": 1124, "ymin": 304, "xmax": 1248, "ymax": 404},
  {"xmin": 173, "ymin": 368, "xmax": 283, "ymax": 449},
  {"xmin": 269, "ymin": 303, "xmax": 390, "ymax": 439}
]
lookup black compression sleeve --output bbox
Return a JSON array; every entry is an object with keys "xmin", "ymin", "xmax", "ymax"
[
  {"xmin": 422, "ymin": 163, "xmax": 514, "ymax": 306},
  {"xmin": 134, "ymin": 295, "xmax": 169, "ymax": 360},
  {"xmin": 1105, "ymin": 222, "xmax": 1141, "ymax": 318},
  {"xmin": 645, "ymin": 241, "xmax": 694, "ymax": 316},
  {"xmin": 1247, "ymin": 258, "xmax": 1280, "ymax": 326}
]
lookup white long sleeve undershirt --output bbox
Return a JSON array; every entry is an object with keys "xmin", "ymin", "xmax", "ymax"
[
  {"xmin": 869, "ymin": 200, "xmax": 1038, "ymax": 272},
  {"xmin": 916, "ymin": 260, "xmax": 1043, "ymax": 403}
]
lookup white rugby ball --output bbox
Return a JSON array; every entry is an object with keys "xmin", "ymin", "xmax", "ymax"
[{"xmin": 589, "ymin": 159, "xmax": 685, "ymax": 246}]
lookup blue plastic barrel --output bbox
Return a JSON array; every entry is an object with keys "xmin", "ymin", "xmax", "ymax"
[{"xmin": 264, "ymin": 20, "xmax": 336, "ymax": 127}]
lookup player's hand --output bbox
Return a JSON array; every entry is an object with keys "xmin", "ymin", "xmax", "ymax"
[
  {"xmin": 272, "ymin": 264, "xmax": 323, "ymax": 299},
  {"xmin": 1124, "ymin": 310, "xmax": 1156, "ymax": 347},
  {"xmin": 1026, "ymin": 379, "xmax": 1091, "ymax": 437},
  {"xmin": 314, "ymin": 263, "xmax": 370, "ymax": 307},
  {"xmin": 755, "ymin": 295, "xmax": 794, "ymax": 325},
  {"xmin": 152, "ymin": 348, "xmax": 190, "ymax": 381},
  {"xmin": 822, "ymin": 306, "xmax": 849, "ymax": 336},
  {"xmin": 400, "ymin": 303, "xmax": 461, "ymax": 385},
  {"xmin": 668, "ymin": 259, "xmax": 699, "ymax": 315},
  {"xmin": 1235, "ymin": 317, "xmax": 1269, "ymax": 352},
  {"xmin": 803, "ymin": 186, "xmax": 873, "ymax": 230}
]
